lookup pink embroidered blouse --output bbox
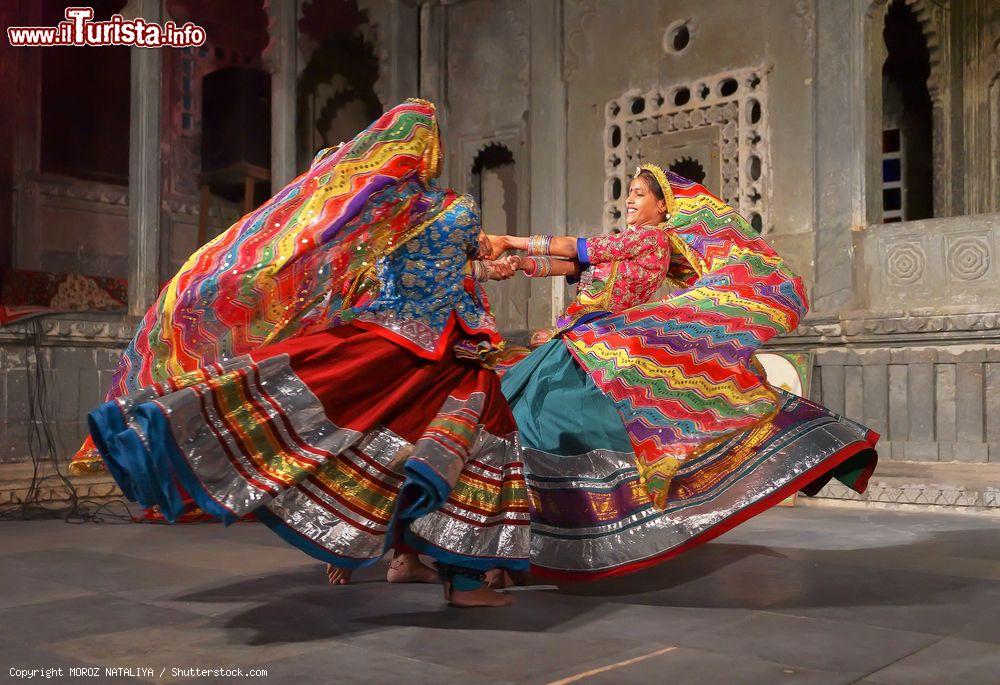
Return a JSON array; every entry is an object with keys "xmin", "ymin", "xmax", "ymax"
[{"xmin": 556, "ymin": 222, "xmax": 672, "ymax": 329}]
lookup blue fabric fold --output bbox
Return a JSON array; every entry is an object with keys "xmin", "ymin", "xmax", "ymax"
[
  {"xmin": 130, "ymin": 403, "xmax": 191, "ymax": 521},
  {"xmin": 90, "ymin": 401, "xmax": 187, "ymax": 519},
  {"xmin": 87, "ymin": 401, "xmax": 135, "ymax": 501},
  {"xmin": 396, "ymin": 459, "xmax": 450, "ymax": 521}
]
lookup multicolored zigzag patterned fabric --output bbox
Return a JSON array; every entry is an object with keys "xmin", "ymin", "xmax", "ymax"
[
  {"xmin": 563, "ymin": 172, "xmax": 809, "ymax": 509},
  {"xmin": 71, "ymin": 99, "xmax": 444, "ymax": 473}
]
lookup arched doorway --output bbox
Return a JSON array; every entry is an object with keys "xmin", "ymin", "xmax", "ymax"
[
  {"xmin": 668, "ymin": 156, "xmax": 707, "ymax": 185},
  {"xmin": 881, "ymin": 0, "xmax": 933, "ymax": 222},
  {"xmin": 297, "ymin": 0, "xmax": 381, "ymax": 165},
  {"xmin": 471, "ymin": 143, "xmax": 528, "ymax": 334}
]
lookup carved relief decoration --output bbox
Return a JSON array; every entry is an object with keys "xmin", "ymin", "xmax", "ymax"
[
  {"xmin": 564, "ymin": 0, "xmax": 599, "ymax": 83},
  {"xmin": 454, "ymin": 126, "xmax": 527, "ymax": 212},
  {"xmin": 885, "ymin": 241, "xmax": 926, "ymax": 285},
  {"xmin": 792, "ymin": 0, "xmax": 815, "ymax": 50},
  {"xmin": 946, "ymin": 235, "xmax": 991, "ymax": 281},
  {"xmin": 868, "ymin": 0, "xmax": 948, "ymax": 102}
]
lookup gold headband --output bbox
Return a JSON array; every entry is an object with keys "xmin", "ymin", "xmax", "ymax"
[{"xmin": 634, "ymin": 164, "xmax": 677, "ymax": 217}]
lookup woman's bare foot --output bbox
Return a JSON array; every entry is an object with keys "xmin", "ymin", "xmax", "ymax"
[
  {"xmin": 386, "ymin": 551, "xmax": 439, "ymax": 584},
  {"xmin": 484, "ymin": 569, "xmax": 514, "ymax": 589},
  {"xmin": 327, "ymin": 563, "xmax": 352, "ymax": 585},
  {"xmin": 447, "ymin": 584, "xmax": 515, "ymax": 608}
]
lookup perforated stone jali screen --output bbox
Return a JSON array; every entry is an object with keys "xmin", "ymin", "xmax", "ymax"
[{"xmin": 603, "ymin": 67, "xmax": 770, "ymax": 235}]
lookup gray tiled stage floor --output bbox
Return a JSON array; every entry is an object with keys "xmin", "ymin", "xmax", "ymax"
[{"xmin": 1, "ymin": 508, "xmax": 998, "ymax": 684}]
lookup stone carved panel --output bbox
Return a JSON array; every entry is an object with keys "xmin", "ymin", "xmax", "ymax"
[
  {"xmin": 885, "ymin": 240, "xmax": 927, "ymax": 286},
  {"xmin": 603, "ymin": 67, "xmax": 770, "ymax": 233},
  {"xmin": 946, "ymin": 234, "xmax": 991, "ymax": 281},
  {"xmin": 863, "ymin": 212, "xmax": 1000, "ymax": 312}
]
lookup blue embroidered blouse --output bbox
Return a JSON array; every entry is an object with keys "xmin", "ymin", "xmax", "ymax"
[{"xmin": 351, "ymin": 191, "xmax": 499, "ymax": 358}]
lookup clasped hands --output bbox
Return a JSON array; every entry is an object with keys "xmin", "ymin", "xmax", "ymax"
[{"xmin": 477, "ymin": 233, "xmax": 523, "ymax": 281}]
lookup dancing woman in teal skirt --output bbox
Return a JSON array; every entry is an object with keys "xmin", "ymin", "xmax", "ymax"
[{"xmin": 494, "ymin": 165, "xmax": 878, "ymax": 579}]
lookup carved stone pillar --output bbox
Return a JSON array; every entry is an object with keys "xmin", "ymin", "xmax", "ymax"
[
  {"xmin": 127, "ymin": 0, "xmax": 163, "ymax": 316},
  {"xmin": 528, "ymin": 0, "xmax": 567, "ymax": 326},
  {"xmin": 386, "ymin": 0, "xmax": 419, "ymax": 104},
  {"xmin": 811, "ymin": 0, "xmax": 870, "ymax": 314},
  {"xmin": 419, "ymin": 0, "xmax": 448, "ymax": 181},
  {"xmin": 265, "ymin": 0, "xmax": 298, "ymax": 192}
]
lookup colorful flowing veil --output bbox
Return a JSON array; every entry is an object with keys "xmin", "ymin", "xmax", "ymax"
[
  {"xmin": 563, "ymin": 171, "xmax": 809, "ymax": 509},
  {"xmin": 71, "ymin": 99, "xmax": 446, "ymax": 473}
]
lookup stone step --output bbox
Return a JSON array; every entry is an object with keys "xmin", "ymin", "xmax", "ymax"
[
  {"xmin": 0, "ymin": 461, "xmax": 121, "ymax": 507},
  {"xmin": 3, "ymin": 458, "xmax": 995, "ymax": 515},
  {"xmin": 807, "ymin": 460, "xmax": 1000, "ymax": 514}
]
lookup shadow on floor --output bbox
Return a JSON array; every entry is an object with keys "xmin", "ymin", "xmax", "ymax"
[{"xmin": 163, "ymin": 527, "xmax": 998, "ymax": 644}]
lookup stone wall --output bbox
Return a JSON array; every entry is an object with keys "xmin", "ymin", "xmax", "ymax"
[
  {"xmin": 0, "ymin": 318, "xmax": 131, "ymax": 463},
  {"xmin": 771, "ymin": 307, "xmax": 1000, "ymax": 465},
  {"xmin": 563, "ymin": 0, "xmax": 817, "ymax": 284}
]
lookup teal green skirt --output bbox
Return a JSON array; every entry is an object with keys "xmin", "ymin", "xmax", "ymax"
[
  {"xmin": 499, "ymin": 338, "xmax": 879, "ymax": 580},
  {"xmin": 500, "ymin": 340, "xmax": 630, "ymax": 456}
]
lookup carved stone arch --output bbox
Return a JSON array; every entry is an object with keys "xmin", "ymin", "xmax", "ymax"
[
  {"xmin": 464, "ymin": 137, "xmax": 523, "ymax": 240},
  {"xmin": 459, "ymin": 132, "xmax": 530, "ymax": 333},
  {"xmin": 668, "ymin": 156, "xmax": 707, "ymax": 185},
  {"xmin": 469, "ymin": 141, "xmax": 516, "ymax": 196},
  {"xmin": 866, "ymin": 0, "xmax": 954, "ymax": 218},
  {"xmin": 294, "ymin": 0, "xmax": 381, "ymax": 156},
  {"xmin": 455, "ymin": 127, "xmax": 526, "ymax": 204},
  {"xmin": 867, "ymin": 0, "xmax": 946, "ymax": 101}
]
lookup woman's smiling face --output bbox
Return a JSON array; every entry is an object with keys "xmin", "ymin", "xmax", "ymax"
[{"xmin": 625, "ymin": 174, "xmax": 668, "ymax": 227}]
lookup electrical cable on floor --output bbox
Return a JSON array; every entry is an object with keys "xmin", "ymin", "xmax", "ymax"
[{"xmin": 0, "ymin": 318, "xmax": 134, "ymax": 523}]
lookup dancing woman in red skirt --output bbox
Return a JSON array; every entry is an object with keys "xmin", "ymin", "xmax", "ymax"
[{"xmin": 87, "ymin": 100, "xmax": 528, "ymax": 607}]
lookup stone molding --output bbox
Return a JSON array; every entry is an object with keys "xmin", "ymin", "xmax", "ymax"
[
  {"xmin": 0, "ymin": 317, "xmax": 135, "ymax": 346},
  {"xmin": 775, "ymin": 308, "xmax": 1000, "ymax": 345},
  {"xmin": 20, "ymin": 174, "xmax": 238, "ymax": 220},
  {"xmin": 25, "ymin": 175, "xmax": 127, "ymax": 206},
  {"xmin": 792, "ymin": 0, "xmax": 815, "ymax": 50},
  {"xmin": 814, "ymin": 480, "xmax": 1000, "ymax": 510},
  {"xmin": 563, "ymin": 0, "xmax": 598, "ymax": 83}
]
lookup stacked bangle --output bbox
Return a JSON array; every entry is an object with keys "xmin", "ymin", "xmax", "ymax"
[
  {"xmin": 527, "ymin": 235, "xmax": 553, "ymax": 256},
  {"xmin": 523, "ymin": 256, "xmax": 553, "ymax": 278},
  {"xmin": 470, "ymin": 261, "xmax": 490, "ymax": 282}
]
